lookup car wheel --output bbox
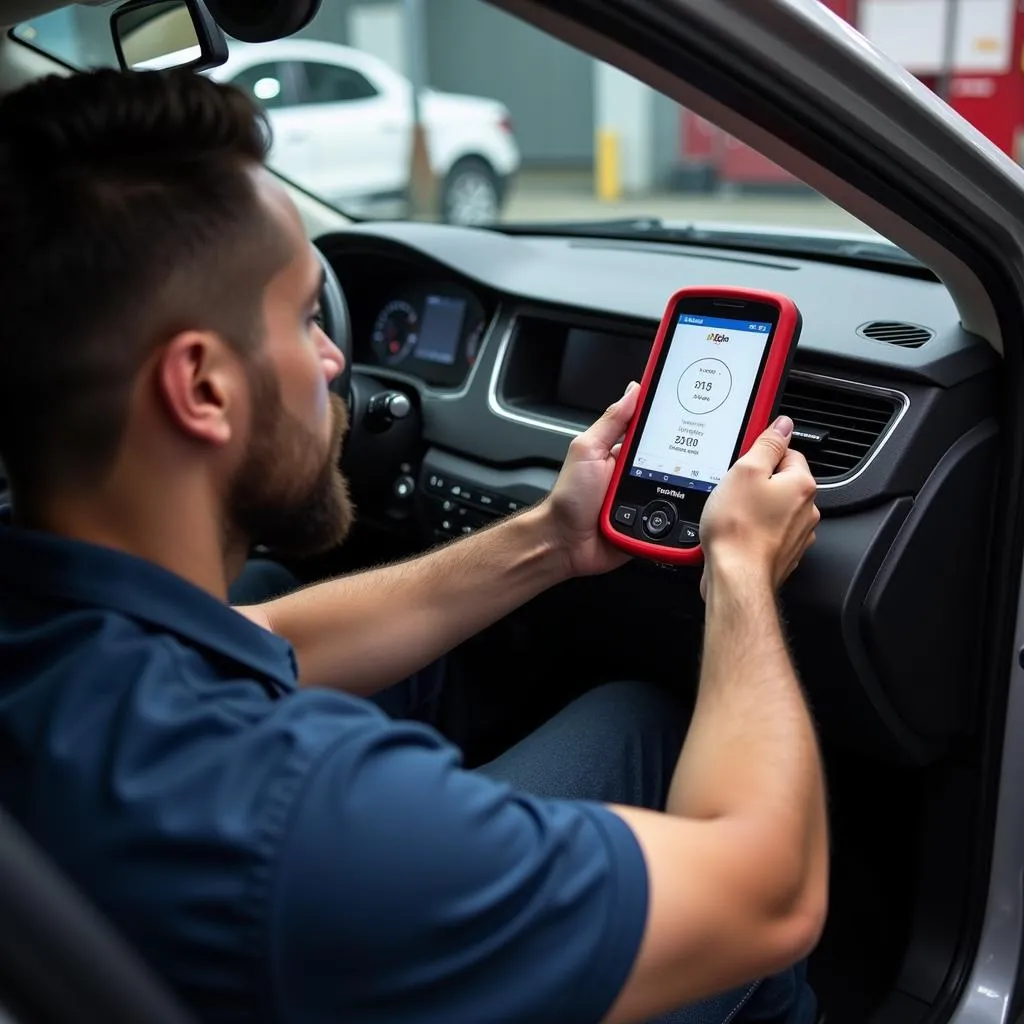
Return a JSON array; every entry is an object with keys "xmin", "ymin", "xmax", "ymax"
[{"xmin": 442, "ymin": 158, "xmax": 501, "ymax": 227}]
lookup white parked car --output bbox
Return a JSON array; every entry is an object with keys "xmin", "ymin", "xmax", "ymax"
[{"xmin": 205, "ymin": 39, "xmax": 521, "ymax": 226}]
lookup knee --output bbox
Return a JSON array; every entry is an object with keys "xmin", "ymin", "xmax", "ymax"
[
  {"xmin": 570, "ymin": 680, "xmax": 690, "ymax": 763},
  {"xmin": 577, "ymin": 680, "xmax": 687, "ymax": 724}
]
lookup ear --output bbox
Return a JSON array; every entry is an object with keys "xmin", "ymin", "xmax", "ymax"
[{"xmin": 154, "ymin": 331, "xmax": 242, "ymax": 447}]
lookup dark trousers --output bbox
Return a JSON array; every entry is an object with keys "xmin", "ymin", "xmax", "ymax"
[
  {"xmin": 229, "ymin": 561, "xmax": 817, "ymax": 1024},
  {"xmin": 477, "ymin": 681, "xmax": 815, "ymax": 1024}
]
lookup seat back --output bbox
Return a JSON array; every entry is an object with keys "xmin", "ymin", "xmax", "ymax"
[{"xmin": 0, "ymin": 804, "xmax": 195, "ymax": 1024}]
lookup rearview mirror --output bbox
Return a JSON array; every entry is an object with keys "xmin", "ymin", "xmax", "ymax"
[{"xmin": 111, "ymin": 0, "xmax": 229, "ymax": 73}]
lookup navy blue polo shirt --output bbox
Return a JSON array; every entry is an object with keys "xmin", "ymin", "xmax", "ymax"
[{"xmin": 0, "ymin": 520, "xmax": 649, "ymax": 1023}]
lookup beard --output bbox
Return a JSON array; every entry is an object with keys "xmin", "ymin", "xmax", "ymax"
[{"xmin": 226, "ymin": 359, "xmax": 355, "ymax": 559}]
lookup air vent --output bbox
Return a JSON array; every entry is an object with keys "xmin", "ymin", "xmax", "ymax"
[
  {"xmin": 857, "ymin": 320, "xmax": 933, "ymax": 348},
  {"xmin": 778, "ymin": 376, "xmax": 902, "ymax": 481}
]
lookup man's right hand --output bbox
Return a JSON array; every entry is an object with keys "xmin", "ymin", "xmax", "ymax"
[
  {"xmin": 605, "ymin": 414, "xmax": 827, "ymax": 1024},
  {"xmin": 699, "ymin": 416, "xmax": 819, "ymax": 601}
]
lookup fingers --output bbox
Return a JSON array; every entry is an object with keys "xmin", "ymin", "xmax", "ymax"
[
  {"xmin": 736, "ymin": 416, "xmax": 794, "ymax": 474},
  {"xmin": 577, "ymin": 381, "xmax": 640, "ymax": 454},
  {"xmin": 775, "ymin": 444, "xmax": 814, "ymax": 480}
]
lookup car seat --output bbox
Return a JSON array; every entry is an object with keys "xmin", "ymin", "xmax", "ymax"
[{"xmin": 0, "ymin": 803, "xmax": 195, "ymax": 1024}]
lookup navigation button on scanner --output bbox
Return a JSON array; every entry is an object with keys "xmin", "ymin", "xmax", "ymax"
[
  {"xmin": 678, "ymin": 522, "xmax": 700, "ymax": 547},
  {"xmin": 614, "ymin": 505, "xmax": 637, "ymax": 527},
  {"xmin": 645, "ymin": 510, "xmax": 671, "ymax": 537},
  {"xmin": 640, "ymin": 500, "xmax": 677, "ymax": 540}
]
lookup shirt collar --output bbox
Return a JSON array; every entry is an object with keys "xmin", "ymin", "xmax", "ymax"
[{"xmin": 0, "ymin": 511, "xmax": 297, "ymax": 694}]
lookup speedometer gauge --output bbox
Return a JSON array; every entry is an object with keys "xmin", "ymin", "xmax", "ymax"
[{"xmin": 372, "ymin": 300, "xmax": 419, "ymax": 365}]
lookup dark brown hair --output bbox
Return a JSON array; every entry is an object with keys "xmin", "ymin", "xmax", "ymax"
[{"xmin": 0, "ymin": 67, "xmax": 289, "ymax": 501}]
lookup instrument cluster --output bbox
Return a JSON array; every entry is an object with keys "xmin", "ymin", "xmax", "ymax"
[{"xmin": 364, "ymin": 281, "xmax": 488, "ymax": 388}]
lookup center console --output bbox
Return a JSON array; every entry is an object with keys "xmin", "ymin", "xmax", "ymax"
[{"xmin": 417, "ymin": 449, "xmax": 552, "ymax": 544}]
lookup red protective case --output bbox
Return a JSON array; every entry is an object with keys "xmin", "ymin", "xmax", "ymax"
[{"xmin": 598, "ymin": 286, "xmax": 802, "ymax": 566}]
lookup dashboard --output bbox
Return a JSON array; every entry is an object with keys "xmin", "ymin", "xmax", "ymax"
[
  {"xmin": 318, "ymin": 222, "xmax": 1001, "ymax": 766},
  {"xmin": 343, "ymin": 256, "xmax": 490, "ymax": 389}
]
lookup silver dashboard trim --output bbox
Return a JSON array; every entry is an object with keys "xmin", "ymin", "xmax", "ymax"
[{"xmin": 485, "ymin": 315, "xmax": 912, "ymax": 491}]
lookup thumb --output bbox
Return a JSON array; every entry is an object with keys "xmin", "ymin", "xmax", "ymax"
[
  {"xmin": 739, "ymin": 416, "xmax": 794, "ymax": 473},
  {"xmin": 580, "ymin": 380, "xmax": 640, "ymax": 453}
]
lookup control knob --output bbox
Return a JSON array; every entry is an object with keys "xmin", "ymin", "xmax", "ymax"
[{"xmin": 365, "ymin": 390, "xmax": 412, "ymax": 433}]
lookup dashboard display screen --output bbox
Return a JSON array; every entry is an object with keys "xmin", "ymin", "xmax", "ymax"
[
  {"xmin": 416, "ymin": 295, "xmax": 467, "ymax": 365},
  {"xmin": 556, "ymin": 329, "xmax": 649, "ymax": 412},
  {"xmin": 630, "ymin": 314, "xmax": 773, "ymax": 492}
]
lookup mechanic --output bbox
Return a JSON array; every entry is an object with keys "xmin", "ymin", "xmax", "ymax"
[{"xmin": 0, "ymin": 69, "xmax": 826, "ymax": 1024}]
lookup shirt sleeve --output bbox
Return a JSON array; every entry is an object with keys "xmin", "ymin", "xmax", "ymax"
[{"xmin": 268, "ymin": 713, "xmax": 649, "ymax": 1024}]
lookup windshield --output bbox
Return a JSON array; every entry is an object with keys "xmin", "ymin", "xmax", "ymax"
[{"xmin": 13, "ymin": 2, "xmax": 903, "ymax": 260}]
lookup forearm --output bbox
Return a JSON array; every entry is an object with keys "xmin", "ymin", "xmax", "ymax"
[
  {"xmin": 251, "ymin": 506, "xmax": 569, "ymax": 693},
  {"xmin": 667, "ymin": 560, "xmax": 828, "ymax": 904}
]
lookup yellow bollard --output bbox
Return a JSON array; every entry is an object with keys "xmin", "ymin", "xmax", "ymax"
[{"xmin": 596, "ymin": 128, "xmax": 621, "ymax": 202}]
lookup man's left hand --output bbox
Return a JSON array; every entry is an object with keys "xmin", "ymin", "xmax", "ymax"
[{"xmin": 539, "ymin": 380, "xmax": 640, "ymax": 578}]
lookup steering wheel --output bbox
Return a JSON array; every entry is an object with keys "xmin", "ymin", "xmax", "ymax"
[{"xmin": 316, "ymin": 247, "xmax": 352, "ymax": 404}]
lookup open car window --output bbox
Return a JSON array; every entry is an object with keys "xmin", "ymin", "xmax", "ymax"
[{"xmin": 11, "ymin": 2, "xmax": 917, "ymax": 258}]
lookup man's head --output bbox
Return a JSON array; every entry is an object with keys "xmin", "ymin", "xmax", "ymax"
[{"xmin": 0, "ymin": 67, "xmax": 353, "ymax": 567}]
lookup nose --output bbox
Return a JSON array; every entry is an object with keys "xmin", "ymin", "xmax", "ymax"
[{"xmin": 317, "ymin": 325, "xmax": 346, "ymax": 383}]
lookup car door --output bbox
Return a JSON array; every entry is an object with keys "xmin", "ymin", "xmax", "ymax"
[
  {"xmin": 492, "ymin": 2, "xmax": 1024, "ymax": 1023},
  {"xmin": 223, "ymin": 60, "xmax": 317, "ymax": 192},
  {"xmin": 289, "ymin": 59, "xmax": 410, "ymax": 207}
]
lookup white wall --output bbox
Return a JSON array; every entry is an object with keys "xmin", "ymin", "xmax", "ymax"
[
  {"xmin": 859, "ymin": 0, "xmax": 1015, "ymax": 74},
  {"xmin": 348, "ymin": 3, "xmax": 406, "ymax": 75}
]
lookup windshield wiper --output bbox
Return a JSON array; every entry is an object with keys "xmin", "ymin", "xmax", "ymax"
[
  {"xmin": 693, "ymin": 227, "xmax": 923, "ymax": 269},
  {"xmin": 501, "ymin": 217, "xmax": 694, "ymax": 239},
  {"xmin": 497, "ymin": 217, "xmax": 925, "ymax": 271}
]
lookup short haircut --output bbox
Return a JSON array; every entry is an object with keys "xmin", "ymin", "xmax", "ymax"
[{"xmin": 0, "ymin": 67, "xmax": 290, "ymax": 502}]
